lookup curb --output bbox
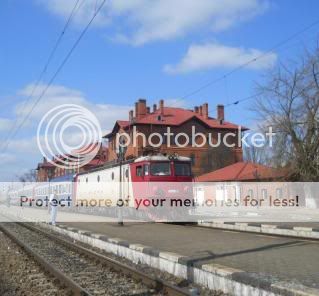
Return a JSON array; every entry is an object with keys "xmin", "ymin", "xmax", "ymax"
[
  {"xmin": 1, "ymin": 208, "xmax": 317, "ymax": 296},
  {"xmin": 41, "ymin": 223, "xmax": 319, "ymax": 296},
  {"xmin": 198, "ymin": 221, "xmax": 319, "ymax": 240}
]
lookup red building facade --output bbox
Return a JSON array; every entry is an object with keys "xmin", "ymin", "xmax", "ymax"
[{"xmin": 105, "ymin": 99, "xmax": 247, "ymax": 176}]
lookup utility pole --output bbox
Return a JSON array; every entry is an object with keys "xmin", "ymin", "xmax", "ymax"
[{"xmin": 116, "ymin": 136, "xmax": 127, "ymax": 226}]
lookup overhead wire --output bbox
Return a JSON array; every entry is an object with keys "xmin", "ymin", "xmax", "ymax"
[
  {"xmin": 180, "ymin": 18, "xmax": 319, "ymax": 100},
  {"xmin": 1, "ymin": 0, "xmax": 107, "ymax": 154},
  {"xmin": 1, "ymin": 0, "xmax": 81, "ymax": 151}
]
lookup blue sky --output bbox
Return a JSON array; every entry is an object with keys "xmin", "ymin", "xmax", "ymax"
[{"xmin": 1, "ymin": 0, "xmax": 319, "ymax": 180}]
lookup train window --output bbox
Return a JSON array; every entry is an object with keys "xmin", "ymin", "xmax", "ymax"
[
  {"xmin": 276, "ymin": 188, "xmax": 283, "ymax": 199},
  {"xmin": 97, "ymin": 175, "xmax": 100, "ymax": 182},
  {"xmin": 143, "ymin": 165, "xmax": 149, "ymax": 176},
  {"xmin": 150, "ymin": 162, "xmax": 170, "ymax": 176},
  {"xmin": 125, "ymin": 169, "xmax": 129, "ymax": 178},
  {"xmin": 248, "ymin": 189, "xmax": 254, "ymax": 198},
  {"xmin": 261, "ymin": 189, "xmax": 267, "ymax": 199},
  {"xmin": 174, "ymin": 163, "xmax": 191, "ymax": 176},
  {"xmin": 111, "ymin": 172, "xmax": 114, "ymax": 180},
  {"xmin": 136, "ymin": 166, "xmax": 143, "ymax": 177}
]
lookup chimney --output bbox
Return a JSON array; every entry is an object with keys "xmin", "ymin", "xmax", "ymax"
[
  {"xmin": 159, "ymin": 99, "xmax": 164, "ymax": 115},
  {"xmin": 139, "ymin": 99, "xmax": 147, "ymax": 117},
  {"xmin": 194, "ymin": 106, "xmax": 199, "ymax": 113},
  {"xmin": 199, "ymin": 106, "xmax": 203, "ymax": 116},
  {"xmin": 217, "ymin": 104, "xmax": 224, "ymax": 123},
  {"xmin": 135, "ymin": 102, "xmax": 139, "ymax": 119},
  {"xmin": 135, "ymin": 99, "xmax": 147, "ymax": 119},
  {"xmin": 43, "ymin": 157, "xmax": 47, "ymax": 163},
  {"xmin": 153, "ymin": 104, "xmax": 157, "ymax": 112},
  {"xmin": 129, "ymin": 110, "xmax": 134, "ymax": 122},
  {"xmin": 147, "ymin": 107, "xmax": 150, "ymax": 113},
  {"xmin": 202, "ymin": 103, "xmax": 208, "ymax": 119}
]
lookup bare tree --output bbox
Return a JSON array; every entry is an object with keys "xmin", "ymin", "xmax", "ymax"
[
  {"xmin": 243, "ymin": 145, "xmax": 269, "ymax": 165},
  {"xmin": 254, "ymin": 43, "xmax": 319, "ymax": 181},
  {"xmin": 17, "ymin": 169, "xmax": 37, "ymax": 183}
]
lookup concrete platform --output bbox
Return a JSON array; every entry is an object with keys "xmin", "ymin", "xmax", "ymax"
[
  {"xmin": 199, "ymin": 221, "xmax": 319, "ymax": 240},
  {"xmin": 2, "ymin": 205, "xmax": 319, "ymax": 295},
  {"xmin": 60, "ymin": 222, "xmax": 319, "ymax": 292},
  {"xmin": 2, "ymin": 204, "xmax": 319, "ymax": 296}
]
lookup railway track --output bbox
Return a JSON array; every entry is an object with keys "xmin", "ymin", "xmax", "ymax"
[{"xmin": 0, "ymin": 222, "xmax": 193, "ymax": 296}]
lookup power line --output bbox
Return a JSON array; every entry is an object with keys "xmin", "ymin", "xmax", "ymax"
[
  {"xmin": 1, "ymin": 0, "xmax": 107, "ymax": 154},
  {"xmin": 208, "ymin": 69, "xmax": 319, "ymax": 113},
  {"xmin": 224, "ymin": 92, "xmax": 264, "ymax": 108},
  {"xmin": 208, "ymin": 92, "xmax": 262, "ymax": 114},
  {"xmin": 1, "ymin": 0, "xmax": 81, "ymax": 151},
  {"xmin": 181, "ymin": 18, "xmax": 319, "ymax": 100}
]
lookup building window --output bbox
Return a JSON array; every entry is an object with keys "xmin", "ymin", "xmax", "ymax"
[
  {"xmin": 111, "ymin": 172, "xmax": 114, "ymax": 180},
  {"xmin": 125, "ymin": 169, "xmax": 129, "ymax": 178},
  {"xmin": 97, "ymin": 175, "xmax": 100, "ymax": 182},
  {"xmin": 190, "ymin": 153, "xmax": 195, "ymax": 165},
  {"xmin": 86, "ymin": 177, "xmax": 88, "ymax": 183},
  {"xmin": 174, "ymin": 163, "xmax": 191, "ymax": 176}
]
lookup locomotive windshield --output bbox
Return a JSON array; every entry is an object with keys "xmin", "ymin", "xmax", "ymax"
[
  {"xmin": 150, "ymin": 162, "xmax": 171, "ymax": 176},
  {"xmin": 174, "ymin": 162, "xmax": 191, "ymax": 176}
]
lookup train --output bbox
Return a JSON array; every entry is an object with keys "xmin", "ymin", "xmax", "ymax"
[{"xmin": 6, "ymin": 153, "xmax": 194, "ymax": 220}]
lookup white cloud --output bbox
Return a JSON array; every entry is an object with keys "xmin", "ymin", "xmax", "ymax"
[
  {"xmin": 15, "ymin": 83, "xmax": 131, "ymax": 131},
  {"xmin": 37, "ymin": 0, "xmax": 111, "ymax": 27},
  {"xmin": 0, "ymin": 153, "xmax": 16, "ymax": 165},
  {"xmin": 163, "ymin": 42, "xmax": 277, "ymax": 74},
  {"xmin": 38, "ymin": 0, "xmax": 269, "ymax": 45},
  {"xmin": 0, "ymin": 118, "xmax": 13, "ymax": 132},
  {"xmin": 0, "ymin": 83, "xmax": 132, "ymax": 180},
  {"xmin": 162, "ymin": 98, "xmax": 188, "ymax": 108}
]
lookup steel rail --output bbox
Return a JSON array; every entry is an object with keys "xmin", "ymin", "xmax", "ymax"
[
  {"xmin": 17, "ymin": 222, "xmax": 192, "ymax": 296},
  {"xmin": 0, "ymin": 223, "xmax": 91, "ymax": 296}
]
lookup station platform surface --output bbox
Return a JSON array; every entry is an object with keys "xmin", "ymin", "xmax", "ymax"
[{"xmin": 63, "ymin": 221, "xmax": 319, "ymax": 289}]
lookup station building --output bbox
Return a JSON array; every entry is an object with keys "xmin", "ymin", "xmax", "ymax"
[
  {"xmin": 105, "ymin": 99, "xmax": 247, "ymax": 176},
  {"xmin": 35, "ymin": 98, "xmax": 247, "ymax": 180},
  {"xmin": 36, "ymin": 144, "xmax": 108, "ymax": 182},
  {"xmin": 194, "ymin": 162, "xmax": 290, "ymax": 205}
]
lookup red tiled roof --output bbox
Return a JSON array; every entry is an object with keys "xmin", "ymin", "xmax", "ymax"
[
  {"xmin": 72, "ymin": 142, "xmax": 105, "ymax": 154},
  {"xmin": 37, "ymin": 162, "xmax": 55, "ymax": 169},
  {"xmin": 104, "ymin": 107, "xmax": 247, "ymax": 138},
  {"xmin": 117, "ymin": 120, "xmax": 130, "ymax": 128},
  {"xmin": 135, "ymin": 107, "xmax": 243, "ymax": 129},
  {"xmin": 196, "ymin": 162, "xmax": 286, "ymax": 182},
  {"xmin": 84, "ymin": 158, "xmax": 106, "ymax": 167}
]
